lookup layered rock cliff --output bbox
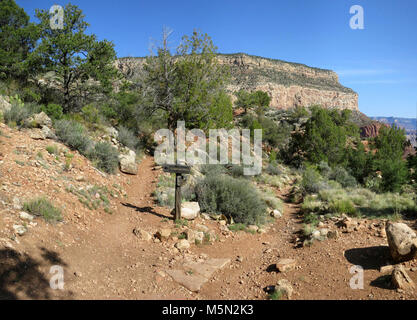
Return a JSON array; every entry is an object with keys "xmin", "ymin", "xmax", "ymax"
[{"xmin": 115, "ymin": 53, "xmax": 358, "ymax": 111}]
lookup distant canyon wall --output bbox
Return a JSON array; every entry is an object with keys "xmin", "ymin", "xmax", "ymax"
[{"xmin": 115, "ymin": 53, "xmax": 359, "ymax": 111}]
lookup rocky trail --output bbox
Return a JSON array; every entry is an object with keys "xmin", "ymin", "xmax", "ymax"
[{"xmin": 1, "ymin": 126, "xmax": 417, "ymax": 300}]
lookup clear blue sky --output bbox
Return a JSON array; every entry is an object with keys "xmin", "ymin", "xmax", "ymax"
[{"xmin": 17, "ymin": 0, "xmax": 417, "ymax": 118}]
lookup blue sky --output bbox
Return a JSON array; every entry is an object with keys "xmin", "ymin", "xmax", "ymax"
[{"xmin": 17, "ymin": 0, "xmax": 417, "ymax": 118}]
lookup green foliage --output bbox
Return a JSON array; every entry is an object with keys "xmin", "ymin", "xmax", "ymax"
[
  {"xmin": 41, "ymin": 103, "xmax": 63, "ymax": 120},
  {"xmin": 89, "ymin": 142, "xmax": 119, "ymax": 174},
  {"xmin": 46, "ymin": 145, "xmax": 59, "ymax": 155},
  {"xmin": 23, "ymin": 197, "xmax": 62, "ymax": 222},
  {"xmin": 54, "ymin": 119, "xmax": 92, "ymax": 156},
  {"xmin": 34, "ymin": 3, "xmax": 118, "ymax": 112},
  {"xmin": 142, "ymin": 29, "xmax": 232, "ymax": 131},
  {"xmin": 328, "ymin": 166, "xmax": 357, "ymax": 188},
  {"xmin": 292, "ymin": 106, "xmax": 358, "ymax": 167},
  {"xmin": 0, "ymin": 0, "xmax": 39, "ymax": 80},
  {"xmin": 81, "ymin": 104, "xmax": 101, "ymax": 124},
  {"xmin": 329, "ymin": 198, "xmax": 357, "ymax": 216},
  {"xmin": 196, "ymin": 175, "xmax": 267, "ymax": 225},
  {"xmin": 117, "ymin": 126, "xmax": 142, "ymax": 152},
  {"xmin": 234, "ymin": 89, "xmax": 271, "ymax": 115},
  {"xmin": 3, "ymin": 102, "xmax": 32, "ymax": 126},
  {"xmin": 371, "ymin": 125, "xmax": 408, "ymax": 192}
]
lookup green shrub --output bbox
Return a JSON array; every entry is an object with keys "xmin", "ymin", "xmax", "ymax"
[
  {"xmin": 329, "ymin": 167, "xmax": 357, "ymax": 188},
  {"xmin": 90, "ymin": 142, "xmax": 119, "ymax": 174},
  {"xmin": 3, "ymin": 103, "xmax": 32, "ymax": 126},
  {"xmin": 117, "ymin": 125, "xmax": 141, "ymax": 152},
  {"xmin": 54, "ymin": 120, "xmax": 93, "ymax": 156},
  {"xmin": 200, "ymin": 164, "xmax": 227, "ymax": 177},
  {"xmin": 329, "ymin": 198, "xmax": 357, "ymax": 216},
  {"xmin": 196, "ymin": 175, "xmax": 267, "ymax": 225},
  {"xmin": 301, "ymin": 166, "xmax": 325, "ymax": 194},
  {"xmin": 23, "ymin": 197, "xmax": 62, "ymax": 222},
  {"xmin": 42, "ymin": 103, "xmax": 63, "ymax": 120},
  {"xmin": 46, "ymin": 145, "xmax": 59, "ymax": 155}
]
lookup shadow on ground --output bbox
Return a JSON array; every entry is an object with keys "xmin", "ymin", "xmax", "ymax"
[
  {"xmin": 344, "ymin": 246, "xmax": 391, "ymax": 270},
  {"xmin": 122, "ymin": 202, "xmax": 173, "ymax": 220},
  {"xmin": 0, "ymin": 247, "xmax": 73, "ymax": 300}
]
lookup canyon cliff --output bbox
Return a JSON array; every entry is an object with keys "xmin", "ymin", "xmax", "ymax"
[{"xmin": 115, "ymin": 53, "xmax": 358, "ymax": 111}]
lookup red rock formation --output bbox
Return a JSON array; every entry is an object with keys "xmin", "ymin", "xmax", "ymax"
[{"xmin": 360, "ymin": 122, "xmax": 389, "ymax": 139}]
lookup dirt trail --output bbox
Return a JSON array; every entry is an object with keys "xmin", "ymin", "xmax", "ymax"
[{"xmin": 2, "ymin": 155, "xmax": 417, "ymax": 300}]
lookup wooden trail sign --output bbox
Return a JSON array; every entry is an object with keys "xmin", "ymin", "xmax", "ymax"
[{"xmin": 162, "ymin": 164, "xmax": 191, "ymax": 221}]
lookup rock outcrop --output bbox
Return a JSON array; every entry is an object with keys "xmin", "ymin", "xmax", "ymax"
[
  {"xmin": 115, "ymin": 53, "xmax": 358, "ymax": 111},
  {"xmin": 386, "ymin": 222, "xmax": 417, "ymax": 263},
  {"xmin": 360, "ymin": 121, "xmax": 389, "ymax": 139}
]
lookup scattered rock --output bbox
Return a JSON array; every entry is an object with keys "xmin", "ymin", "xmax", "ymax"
[
  {"xmin": 380, "ymin": 265, "xmax": 394, "ymax": 273},
  {"xmin": 276, "ymin": 259, "xmax": 296, "ymax": 272},
  {"xmin": 133, "ymin": 228, "xmax": 152, "ymax": 241},
  {"xmin": 181, "ymin": 202, "xmax": 200, "ymax": 220},
  {"xmin": 41, "ymin": 125, "xmax": 57, "ymax": 139},
  {"xmin": 165, "ymin": 269, "xmax": 208, "ymax": 292},
  {"xmin": 392, "ymin": 265, "xmax": 415, "ymax": 292},
  {"xmin": 271, "ymin": 209, "xmax": 282, "ymax": 218},
  {"xmin": 19, "ymin": 212, "xmax": 34, "ymax": 221},
  {"xmin": 175, "ymin": 239, "xmax": 190, "ymax": 250},
  {"xmin": 155, "ymin": 229, "xmax": 171, "ymax": 241},
  {"xmin": 386, "ymin": 222, "xmax": 417, "ymax": 263},
  {"xmin": 275, "ymin": 279, "xmax": 293, "ymax": 299},
  {"xmin": 25, "ymin": 112, "xmax": 52, "ymax": 128},
  {"xmin": 327, "ymin": 230, "xmax": 339, "ymax": 239},
  {"xmin": 195, "ymin": 224, "xmax": 209, "ymax": 232},
  {"xmin": 29, "ymin": 128, "xmax": 46, "ymax": 140},
  {"xmin": 195, "ymin": 231, "xmax": 204, "ymax": 243},
  {"xmin": 13, "ymin": 224, "xmax": 26, "ymax": 236}
]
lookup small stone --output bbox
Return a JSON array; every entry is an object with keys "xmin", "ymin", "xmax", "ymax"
[
  {"xmin": 156, "ymin": 229, "xmax": 171, "ymax": 241},
  {"xmin": 327, "ymin": 230, "xmax": 339, "ymax": 239},
  {"xmin": 133, "ymin": 228, "xmax": 152, "ymax": 241},
  {"xmin": 175, "ymin": 239, "xmax": 190, "ymax": 250},
  {"xmin": 380, "ymin": 265, "xmax": 394, "ymax": 273},
  {"xmin": 19, "ymin": 212, "xmax": 34, "ymax": 221},
  {"xmin": 13, "ymin": 224, "xmax": 26, "ymax": 236},
  {"xmin": 247, "ymin": 225, "xmax": 259, "ymax": 232},
  {"xmin": 271, "ymin": 210, "xmax": 282, "ymax": 218},
  {"xmin": 392, "ymin": 265, "xmax": 415, "ymax": 292},
  {"xmin": 276, "ymin": 259, "xmax": 296, "ymax": 272}
]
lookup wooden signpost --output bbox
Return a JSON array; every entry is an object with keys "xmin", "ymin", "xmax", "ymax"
[{"xmin": 162, "ymin": 164, "xmax": 191, "ymax": 221}]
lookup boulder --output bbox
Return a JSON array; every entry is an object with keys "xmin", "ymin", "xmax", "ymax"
[
  {"xmin": 180, "ymin": 202, "xmax": 200, "ymax": 220},
  {"xmin": 386, "ymin": 222, "xmax": 417, "ymax": 263},
  {"xmin": 118, "ymin": 149, "xmax": 138, "ymax": 175},
  {"xmin": 0, "ymin": 96, "xmax": 11, "ymax": 113},
  {"xmin": 41, "ymin": 125, "xmax": 57, "ymax": 139},
  {"xmin": 25, "ymin": 112, "xmax": 52, "ymax": 128},
  {"xmin": 392, "ymin": 264, "xmax": 415, "ymax": 291}
]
